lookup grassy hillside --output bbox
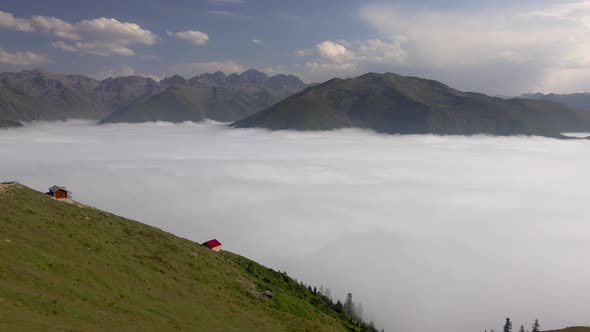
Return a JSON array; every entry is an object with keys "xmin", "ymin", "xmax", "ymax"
[
  {"xmin": 0, "ymin": 182, "xmax": 378, "ymax": 331},
  {"xmin": 545, "ymin": 328, "xmax": 590, "ymax": 332},
  {"xmin": 233, "ymin": 73, "xmax": 590, "ymax": 137}
]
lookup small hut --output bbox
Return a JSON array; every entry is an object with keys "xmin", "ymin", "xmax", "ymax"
[
  {"xmin": 202, "ymin": 239, "xmax": 222, "ymax": 252},
  {"xmin": 47, "ymin": 185, "xmax": 71, "ymax": 200}
]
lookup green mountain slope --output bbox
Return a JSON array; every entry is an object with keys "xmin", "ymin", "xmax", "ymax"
[
  {"xmin": 233, "ymin": 73, "xmax": 590, "ymax": 137},
  {"xmin": 100, "ymin": 83, "xmax": 280, "ymax": 124},
  {"xmin": 545, "ymin": 328, "xmax": 590, "ymax": 332},
  {"xmin": 101, "ymin": 70, "xmax": 307, "ymax": 124},
  {"xmin": 0, "ymin": 69, "xmax": 164, "ymax": 122},
  {"xmin": 0, "ymin": 182, "xmax": 377, "ymax": 331}
]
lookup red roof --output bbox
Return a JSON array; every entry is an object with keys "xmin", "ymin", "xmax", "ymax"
[{"xmin": 202, "ymin": 239, "xmax": 222, "ymax": 248}]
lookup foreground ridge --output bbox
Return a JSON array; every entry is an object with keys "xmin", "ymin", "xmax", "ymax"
[{"xmin": 0, "ymin": 182, "xmax": 379, "ymax": 331}]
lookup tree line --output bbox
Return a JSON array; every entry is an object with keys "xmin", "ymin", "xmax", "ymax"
[{"xmin": 486, "ymin": 318, "xmax": 541, "ymax": 332}]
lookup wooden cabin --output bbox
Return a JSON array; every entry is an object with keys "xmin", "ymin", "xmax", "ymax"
[
  {"xmin": 48, "ymin": 185, "xmax": 71, "ymax": 200},
  {"xmin": 202, "ymin": 239, "xmax": 222, "ymax": 252}
]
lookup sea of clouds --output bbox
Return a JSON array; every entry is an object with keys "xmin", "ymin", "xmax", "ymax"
[{"xmin": 1, "ymin": 120, "xmax": 590, "ymax": 331}]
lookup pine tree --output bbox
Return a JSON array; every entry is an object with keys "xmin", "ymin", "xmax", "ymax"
[
  {"xmin": 519, "ymin": 325, "xmax": 525, "ymax": 332},
  {"xmin": 532, "ymin": 319, "xmax": 540, "ymax": 332},
  {"xmin": 343, "ymin": 293, "xmax": 354, "ymax": 317},
  {"xmin": 504, "ymin": 318, "xmax": 512, "ymax": 332}
]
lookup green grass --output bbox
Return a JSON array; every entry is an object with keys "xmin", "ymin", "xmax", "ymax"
[
  {"xmin": 0, "ymin": 183, "xmax": 373, "ymax": 331},
  {"xmin": 545, "ymin": 328, "xmax": 590, "ymax": 332}
]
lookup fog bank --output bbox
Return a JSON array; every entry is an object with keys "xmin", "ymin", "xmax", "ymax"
[{"xmin": 1, "ymin": 121, "xmax": 590, "ymax": 331}]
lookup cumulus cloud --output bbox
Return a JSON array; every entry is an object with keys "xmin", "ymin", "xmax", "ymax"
[
  {"xmin": 0, "ymin": 11, "xmax": 157, "ymax": 56},
  {"xmin": 168, "ymin": 60, "xmax": 246, "ymax": 77},
  {"xmin": 53, "ymin": 41, "xmax": 134, "ymax": 56},
  {"xmin": 317, "ymin": 41, "xmax": 349, "ymax": 63},
  {"xmin": 31, "ymin": 15, "xmax": 79, "ymax": 39},
  {"xmin": 2, "ymin": 121, "xmax": 590, "ymax": 332},
  {"xmin": 92, "ymin": 64, "xmax": 136, "ymax": 80},
  {"xmin": 167, "ymin": 30, "xmax": 209, "ymax": 45},
  {"xmin": 0, "ymin": 11, "xmax": 34, "ymax": 32},
  {"xmin": 359, "ymin": 1, "xmax": 590, "ymax": 94},
  {"xmin": 207, "ymin": 10, "xmax": 249, "ymax": 19},
  {"xmin": 0, "ymin": 49, "xmax": 50, "ymax": 65},
  {"xmin": 294, "ymin": 38, "xmax": 407, "ymax": 81}
]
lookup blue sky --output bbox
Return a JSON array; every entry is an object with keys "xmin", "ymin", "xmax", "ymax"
[{"xmin": 1, "ymin": 0, "xmax": 590, "ymax": 95}]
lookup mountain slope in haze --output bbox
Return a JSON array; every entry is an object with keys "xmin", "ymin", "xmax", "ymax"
[
  {"xmin": 101, "ymin": 69, "xmax": 307, "ymax": 124},
  {"xmin": 100, "ymin": 84, "xmax": 271, "ymax": 123},
  {"xmin": 0, "ymin": 69, "xmax": 164, "ymax": 123},
  {"xmin": 0, "ymin": 120, "xmax": 22, "ymax": 128},
  {"xmin": 0, "ymin": 182, "xmax": 379, "ymax": 332},
  {"xmin": 233, "ymin": 73, "xmax": 590, "ymax": 137},
  {"xmin": 0, "ymin": 68, "xmax": 306, "ymax": 126},
  {"xmin": 521, "ymin": 92, "xmax": 590, "ymax": 112}
]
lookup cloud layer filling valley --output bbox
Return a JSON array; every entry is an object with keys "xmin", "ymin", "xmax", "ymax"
[{"xmin": 1, "ymin": 121, "xmax": 590, "ymax": 332}]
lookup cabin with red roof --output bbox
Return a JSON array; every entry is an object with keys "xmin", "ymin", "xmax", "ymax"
[
  {"xmin": 202, "ymin": 239, "xmax": 222, "ymax": 252},
  {"xmin": 47, "ymin": 185, "xmax": 72, "ymax": 200}
]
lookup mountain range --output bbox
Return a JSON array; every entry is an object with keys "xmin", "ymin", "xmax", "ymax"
[
  {"xmin": 520, "ymin": 92, "xmax": 590, "ymax": 112},
  {"xmin": 233, "ymin": 73, "xmax": 590, "ymax": 137},
  {"xmin": 101, "ymin": 69, "xmax": 307, "ymax": 123},
  {"xmin": 0, "ymin": 68, "xmax": 307, "ymax": 126},
  {"xmin": 3, "ymin": 68, "xmax": 590, "ymax": 137}
]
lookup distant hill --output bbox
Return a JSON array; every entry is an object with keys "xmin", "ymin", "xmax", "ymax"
[
  {"xmin": 545, "ymin": 328, "xmax": 590, "ymax": 332},
  {"xmin": 521, "ymin": 93, "xmax": 590, "ymax": 111},
  {"xmin": 0, "ymin": 68, "xmax": 164, "ymax": 123},
  {"xmin": 0, "ymin": 119, "xmax": 22, "ymax": 128},
  {"xmin": 0, "ymin": 182, "xmax": 379, "ymax": 331},
  {"xmin": 233, "ymin": 72, "xmax": 590, "ymax": 137},
  {"xmin": 0, "ymin": 68, "xmax": 307, "ymax": 126},
  {"xmin": 101, "ymin": 69, "xmax": 307, "ymax": 124}
]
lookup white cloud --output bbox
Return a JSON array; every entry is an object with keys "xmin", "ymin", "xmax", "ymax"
[
  {"xmin": 251, "ymin": 39, "xmax": 263, "ymax": 44},
  {"xmin": 51, "ymin": 41, "xmax": 78, "ymax": 52},
  {"xmin": 92, "ymin": 64, "xmax": 136, "ymax": 80},
  {"xmin": 317, "ymin": 41, "xmax": 349, "ymax": 63},
  {"xmin": 356, "ymin": 39, "xmax": 407, "ymax": 64},
  {"xmin": 0, "ymin": 49, "xmax": 50, "ymax": 65},
  {"xmin": 0, "ymin": 11, "xmax": 157, "ymax": 57},
  {"xmin": 0, "ymin": 11, "xmax": 34, "ymax": 32},
  {"xmin": 2, "ymin": 121, "xmax": 590, "ymax": 332},
  {"xmin": 359, "ymin": 1, "xmax": 590, "ymax": 94},
  {"xmin": 53, "ymin": 41, "xmax": 134, "ymax": 56},
  {"xmin": 167, "ymin": 30, "xmax": 209, "ymax": 46},
  {"xmin": 75, "ymin": 18, "xmax": 157, "ymax": 45},
  {"xmin": 31, "ymin": 15, "xmax": 79, "ymax": 39},
  {"xmin": 207, "ymin": 10, "xmax": 248, "ymax": 19},
  {"xmin": 169, "ymin": 60, "xmax": 246, "ymax": 77},
  {"xmin": 292, "ymin": 38, "xmax": 407, "ymax": 81},
  {"xmin": 295, "ymin": 49, "xmax": 307, "ymax": 57}
]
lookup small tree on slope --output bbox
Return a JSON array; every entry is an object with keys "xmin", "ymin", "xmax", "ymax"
[
  {"xmin": 504, "ymin": 318, "xmax": 512, "ymax": 332},
  {"xmin": 532, "ymin": 319, "xmax": 540, "ymax": 332}
]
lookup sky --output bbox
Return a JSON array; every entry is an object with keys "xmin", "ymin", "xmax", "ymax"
[
  {"xmin": 3, "ymin": 0, "xmax": 590, "ymax": 94},
  {"xmin": 2, "ymin": 120, "xmax": 590, "ymax": 331}
]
